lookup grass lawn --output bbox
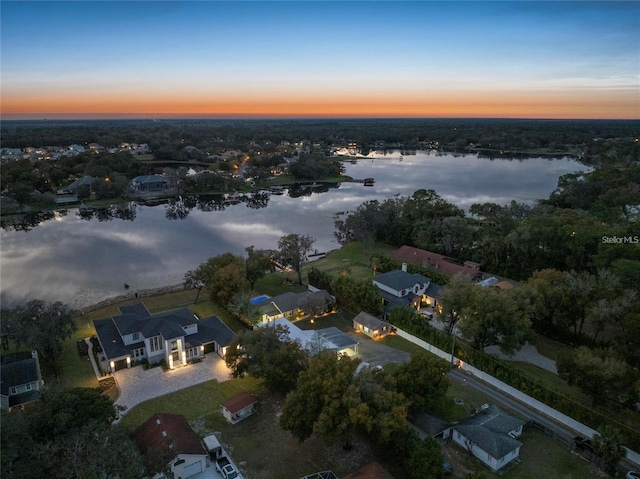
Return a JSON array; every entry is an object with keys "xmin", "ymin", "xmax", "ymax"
[
  {"xmin": 532, "ymin": 335, "xmax": 574, "ymax": 362},
  {"xmin": 119, "ymin": 376, "xmax": 263, "ymax": 431},
  {"xmin": 501, "ymin": 429, "xmax": 601, "ymax": 479},
  {"xmin": 254, "ymin": 271, "xmax": 307, "ymax": 297},
  {"xmin": 302, "ymin": 241, "xmax": 395, "ymax": 282},
  {"xmin": 295, "ymin": 309, "xmax": 355, "ymax": 332},
  {"xmin": 56, "ymin": 316, "xmax": 100, "ymax": 390},
  {"xmin": 379, "ymin": 334, "xmax": 431, "ymax": 357}
]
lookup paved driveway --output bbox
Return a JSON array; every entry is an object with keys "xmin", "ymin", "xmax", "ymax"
[
  {"xmin": 114, "ymin": 354, "xmax": 232, "ymax": 414},
  {"xmin": 349, "ymin": 332, "xmax": 411, "ymax": 365}
]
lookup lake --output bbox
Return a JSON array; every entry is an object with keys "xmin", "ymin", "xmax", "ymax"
[{"xmin": 0, "ymin": 151, "xmax": 590, "ymax": 309}]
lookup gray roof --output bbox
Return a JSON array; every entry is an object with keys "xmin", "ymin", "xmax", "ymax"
[
  {"xmin": 425, "ymin": 282, "xmax": 443, "ymax": 299},
  {"xmin": 66, "ymin": 176, "xmax": 96, "ymax": 191},
  {"xmin": 454, "ymin": 424, "xmax": 522, "ymax": 459},
  {"xmin": 374, "ymin": 270, "xmax": 430, "ymax": 292},
  {"xmin": 258, "ymin": 290, "xmax": 334, "ymax": 316},
  {"xmin": 94, "ymin": 303, "xmax": 235, "ymax": 360},
  {"xmin": 0, "ymin": 357, "xmax": 39, "ymax": 395},
  {"xmin": 353, "ymin": 311, "xmax": 390, "ymax": 331},
  {"xmin": 316, "ymin": 327, "xmax": 358, "ymax": 350},
  {"xmin": 453, "ymin": 405, "xmax": 524, "ymax": 459}
]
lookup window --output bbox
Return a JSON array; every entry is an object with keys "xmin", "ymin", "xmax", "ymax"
[
  {"xmin": 26, "ymin": 383, "xmax": 32, "ymax": 391},
  {"xmin": 10, "ymin": 387, "xmax": 17, "ymax": 395},
  {"xmin": 133, "ymin": 348, "xmax": 145, "ymax": 358},
  {"xmin": 150, "ymin": 336, "xmax": 163, "ymax": 352},
  {"xmin": 171, "ymin": 341, "xmax": 178, "ymax": 351},
  {"xmin": 132, "ymin": 332, "xmax": 139, "ymax": 341}
]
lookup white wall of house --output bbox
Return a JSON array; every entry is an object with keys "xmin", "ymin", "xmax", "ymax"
[
  {"xmin": 123, "ymin": 331, "xmax": 145, "ymax": 346},
  {"xmin": 183, "ymin": 323, "xmax": 198, "ymax": 335},
  {"xmin": 451, "ymin": 429, "xmax": 519, "ymax": 472},
  {"xmin": 373, "ymin": 280, "xmax": 429, "ymax": 298},
  {"xmin": 170, "ymin": 453, "xmax": 208, "ymax": 479}
]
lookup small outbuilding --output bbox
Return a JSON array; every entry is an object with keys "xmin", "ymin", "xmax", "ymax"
[
  {"xmin": 353, "ymin": 311, "xmax": 392, "ymax": 339},
  {"xmin": 221, "ymin": 392, "xmax": 258, "ymax": 424}
]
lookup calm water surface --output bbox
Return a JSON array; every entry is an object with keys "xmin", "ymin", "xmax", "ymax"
[{"xmin": 0, "ymin": 151, "xmax": 590, "ymax": 309}]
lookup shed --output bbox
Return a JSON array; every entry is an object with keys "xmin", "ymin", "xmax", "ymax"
[{"xmin": 222, "ymin": 392, "xmax": 258, "ymax": 424}]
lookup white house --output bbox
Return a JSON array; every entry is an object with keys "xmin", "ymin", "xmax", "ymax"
[
  {"xmin": 445, "ymin": 404, "xmax": 525, "ymax": 472},
  {"xmin": 372, "ymin": 266, "xmax": 433, "ymax": 315},
  {"xmin": 259, "ymin": 317, "xmax": 358, "ymax": 356},
  {"xmin": 93, "ymin": 303, "xmax": 235, "ymax": 371},
  {"xmin": 134, "ymin": 413, "xmax": 209, "ymax": 479}
]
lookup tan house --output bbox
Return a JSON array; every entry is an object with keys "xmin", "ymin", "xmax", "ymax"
[{"xmin": 222, "ymin": 392, "xmax": 258, "ymax": 424}]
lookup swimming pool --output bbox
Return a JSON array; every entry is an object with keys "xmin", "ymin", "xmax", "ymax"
[{"xmin": 250, "ymin": 295, "xmax": 270, "ymax": 304}]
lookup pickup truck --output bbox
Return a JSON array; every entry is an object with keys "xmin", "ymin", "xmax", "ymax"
[{"xmin": 215, "ymin": 456, "xmax": 239, "ymax": 479}]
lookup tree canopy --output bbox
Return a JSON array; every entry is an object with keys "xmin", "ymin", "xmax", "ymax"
[{"xmin": 277, "ymin": 233, "xmax": 315, "ymax": 285}]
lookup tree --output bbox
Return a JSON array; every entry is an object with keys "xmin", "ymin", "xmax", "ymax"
[
  {"xmin": 277, "ymin": 233, "xmax": 315, "ymax": 285},
  {"xmin": 406, "ymin": 437, "xmax": 444, "ymax": 479},
  {"xmin": 245, "ymin": 246, "xmax": 272, "ymax": 290},
  {"xmin": 189, "ymin": 253, "xmax": 247, "ymax": 305},
  {"xmin": 457, "ymin": 286, "xmax": 534, "ymax": 354},
  {"xmin": 1, "ymin": 388, "xmax": 138, "ymax": 479},
  {"xmin": 228, "ymin": 291, "xmax": 262, "ymax": 326},
  {"xmin": 439, "ymin": 274, "xmax": 476, "ymax": 334},
  {"xmin": 592, "ymin": 425, "xmax": 626, "ymax": 477},
  {"xmin": 183, "ymin": 267, "xmax": 208, "ymax": 303},
  {"xmin": 225, "ymin": 325, "xmax": 309, "ymax": 394},
  {"xmin": 2, "ymin": 300, "xmax": 76, "ymax": 374},
  {"xmin": 280, "ymin": 352, "xmax": 365, "ymax": 449},
  {"xmin": 394, "ymin": 352, "xmax": 450, "ymax": 412},
  {"xmin": 557, "ymin": 346, "xmax": 637, "ymax": 408},
  {"xmin": 280, "ymin": 353, "xmax": 407, "ymax": 450}
]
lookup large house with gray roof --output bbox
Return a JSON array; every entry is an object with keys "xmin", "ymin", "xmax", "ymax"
[
  {"xmin": 93, "ymin": 303, "xmax": 235, "ymax": 372},
  {"xmin": 445, "ymin": 404, "xmax": 525, "ymax": 472},
  {"xmin": 372, "ymin": 266, "xmax": 443, "ymax": 315}
]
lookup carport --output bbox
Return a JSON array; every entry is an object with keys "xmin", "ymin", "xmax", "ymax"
[{"xmin": 316, "ymin": 327, "xmax": 359, "ymax": 356}]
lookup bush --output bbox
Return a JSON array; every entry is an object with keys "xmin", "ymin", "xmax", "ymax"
[{"xmin": 77, "ymin": 339, "xmax": 89, "ymax": 357}]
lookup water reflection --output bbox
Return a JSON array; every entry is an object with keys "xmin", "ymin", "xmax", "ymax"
[{"xmin": 0, "ymin": 151, "xmax": 590, "ymax": 309}]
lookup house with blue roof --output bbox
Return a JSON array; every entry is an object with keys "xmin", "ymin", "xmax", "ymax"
[{"xmin": 93, "ymin": 303, "xmax": 235, "ymax": 372}]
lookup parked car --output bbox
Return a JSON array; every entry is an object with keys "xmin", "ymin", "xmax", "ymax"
[
  {"xmin": 420, "ymin": 311, "xmax": 433, "ymax": 320},
  {"xmin": 626, "ymin": 471, "xmax": 640, "ymax": 479}
]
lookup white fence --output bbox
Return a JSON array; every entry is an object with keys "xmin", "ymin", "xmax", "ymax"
[{"xmin": 394, "ymin": 328, "xmax": 640, "ymax": 467}]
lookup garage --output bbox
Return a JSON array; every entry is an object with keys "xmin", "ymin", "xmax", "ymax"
[{"xmin": 182, "ymin": 460, "xmax": 202, "ymax": 478}]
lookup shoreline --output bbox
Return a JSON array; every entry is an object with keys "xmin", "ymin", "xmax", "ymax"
[{"xmin": 77, "ymin": 283, "xmax": 185, "ymax": 315}]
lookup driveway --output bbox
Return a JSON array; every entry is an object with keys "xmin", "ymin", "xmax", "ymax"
[
  {"xmin": 349, "ymin": 332, "xmax": 410, "ymax": 365},
  {"xmin": 114, "ymin": 354, "xmax": 232, "ymax": 415}
]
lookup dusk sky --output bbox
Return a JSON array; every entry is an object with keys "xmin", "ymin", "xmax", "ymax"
[{"xmin": 1, "ymin": 1, "xmax": 638, "ymax": 119}]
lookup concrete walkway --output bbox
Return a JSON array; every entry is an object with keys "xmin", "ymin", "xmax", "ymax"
[
  {"xmin": 484, "ymin": 343, "xmax": 558, "ymax": 374},
  {"xmin": 114, "ymin": 354, "xmax": 232, "ymax": 414}
]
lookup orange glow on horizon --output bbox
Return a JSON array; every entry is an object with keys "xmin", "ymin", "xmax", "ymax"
[{"xmin": 2, "ymin": 89, "xmax": 637, "ymax": 120}]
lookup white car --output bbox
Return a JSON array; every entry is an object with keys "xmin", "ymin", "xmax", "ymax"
[{"xmin": 626, "ymin": 471, "xmax": 640, "ymax": 479}]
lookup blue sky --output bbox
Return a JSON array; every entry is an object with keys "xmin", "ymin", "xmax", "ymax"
[{"xmin": 1, "ymin": 1, "xmax": 638, "ymax": 118}]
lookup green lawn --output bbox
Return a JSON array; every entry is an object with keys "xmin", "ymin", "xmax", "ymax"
[
  {"xmin": 379, "ymin": 334, "xmax": 431, "ymax": 356},
  {"xmin": 119, "ymin": 376, "xmax": 263, "ymax": 431},
  {"xmin": 301, "ymin": 241, "xmax": 395, "ymax": 282},
  {"xmin": 501, "ymin": 429, "xmax": 601, "ymax": 479}
]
